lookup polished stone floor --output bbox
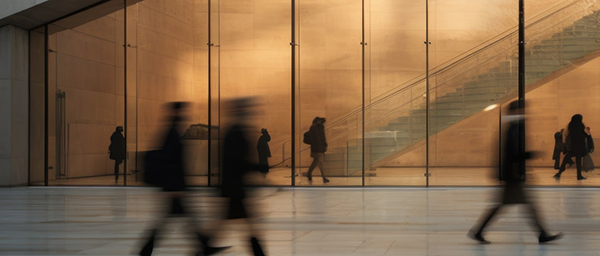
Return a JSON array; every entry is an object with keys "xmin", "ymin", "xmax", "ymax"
[
  {"xmin": 32, "ymin": 166, "xmax": 600, "ymax": 187},
  {"xmin": 1, "ymin": 187, "xmax": 599, "ymax": 255}
]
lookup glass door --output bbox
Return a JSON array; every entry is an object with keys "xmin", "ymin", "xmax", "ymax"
[
  {"xmin": 427, "ymin": 0, "xmax": 518, "ymax": 186},
  {"xmin": 364, "ymin": 0, "xmax": 427, "ymax": 186},
  {"xmin": 45, "ymin": 7, "xmax": 126, "ymax": 186}
]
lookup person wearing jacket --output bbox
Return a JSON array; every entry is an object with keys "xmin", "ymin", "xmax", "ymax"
[
  {"xmin": 468, "ymin": 101, "xmax": 562, "ymax": 244},
  {"xmin": 582, "ymin": 126, "xmax": 595, "ymax": 172},
  {"xmin": 257, "ymin": 128, "xmax": 271, "ymax": 175},
  {"xmin": 109, "ymin": 126, "xmax": 126, "ymax": 183},
  {"xmin": 554, "ymin": 114, "xmax": 588, "ymax": 180},
  {"xmin": 553, "ymin": 129, "xmax": 573, "ymax": 169},
  {"xmin": 306, "ymin": 116, "xmax": 329, "ymax": 183}
]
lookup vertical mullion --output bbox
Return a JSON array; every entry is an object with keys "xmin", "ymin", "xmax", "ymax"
[
  {"xmin": 123, "ymin": 1, "xmax": 128, "ymax": 186},
  {"xmin": 291, "ymin": 0, "xmax": 296, "ymax": 187},
  {"xmin": 44, "ymin": 25, "xmax": 49, "ymax": 186}
]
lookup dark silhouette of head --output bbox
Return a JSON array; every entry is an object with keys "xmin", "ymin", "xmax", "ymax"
[
  {"xmin": 116, "ymin": 126, "xmax": 123, "ymax": 132},
  {"xmin": 569, "ymin": 114, "xmax": 584, "ymax": 133},
  {"xmin": 507, "ymin": 100, "xmax": 524, "ymax": 115},
  {"xmin": 261, "ymin": 128, "xmax": 268, "ymax": 134},
  {"xmin": 167, "ymin": 101, "xmax": 190, "ymax": 123},
  {"xmin": 312, "ymin": 116, "xmax": 326, "ymax": 125}
]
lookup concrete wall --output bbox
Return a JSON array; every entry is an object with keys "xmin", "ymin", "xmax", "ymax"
[
  {"xmin": 0, "ymin": 25, "xmax": 29, "ymax": 186},
  {"xmin": 0, "ymin": 0, "xmax": 49, "ymax": 20}
]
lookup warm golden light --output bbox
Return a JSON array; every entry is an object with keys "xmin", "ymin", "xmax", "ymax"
[{"xmin": 484, "ymin": 104, "xmax": 499, "ymax": 112}]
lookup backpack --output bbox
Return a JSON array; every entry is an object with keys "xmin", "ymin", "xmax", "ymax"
[
  {"xmin": 303, "ymin": 131, "xmax": 311, "ymax": 144},
  {"xmin": 143, "ymin": 150, "xmax": 166, "ymax": 186}
]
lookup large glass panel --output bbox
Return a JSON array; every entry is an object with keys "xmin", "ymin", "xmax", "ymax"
[
  {"xmin": 29, "ymin": 27, "xmax": 47, "ymax": 185},
  {"xmin": 426, "ymin": 0, "xmax": 519, "ymax": 186},
  {"xmin": 131, "ymin": 0, "xmax": 210, "ymax": 186},
  {"xmin": 216, "ymin": 0, "xmax": 292, "ymax": 186},
  {"xmin": 525, "ymin": 0, "xmax": 600, "ymax": 186},
  {"xmin": 363, "ymin": 0, "xmax": 427, "ymax": 186},
  {"xmin": 297, "ymin": 0, "xmax": 363, "ymax": 186},
  {"xmin": 45, "ymin": 4, "xmax": 126, "ymax": 185},
  {"xmin": 208, "ymin": 0, "xmax": 221, "ymax": 187}
]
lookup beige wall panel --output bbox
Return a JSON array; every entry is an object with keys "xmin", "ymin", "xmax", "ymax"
[
  {"xmin": 138, "ymin": 50, "xmax": 193, "ymax": 82},
  {"xmin": 221, "ymin": 0, "xmax": 255, "ymax": 13},
  {"xmin": 221, "ymin": 13, "xmax": 255, "ymax": 50},
  {"xmin": 56, "ymin": 54, "xmax": 116, "ymax": 94},
  {"xmin": 138, "ymin": 27, "xmax": 194, "ymax": 64},
  {"xmin": 73, "ymin": 15, "xmax": 117, "ymax": 43},
  {"xmin": 65, "ymin": 89, "xmax": 117, "ymax": 125},
  {"xmin": 141, "ymin": 0, "xmax": 194, "ymax": 25},
  {"xmin": 137, "ymin": 4, "xmax": 193, "ymax": 44},
  {"xmin": 56, "ymin": 30, "xmax": 117, "ymax": 66}
]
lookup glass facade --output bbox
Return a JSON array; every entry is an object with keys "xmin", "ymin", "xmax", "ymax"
[{"xmin": 29, "ymin": 0, "xmax": 600, "ymax": 187}]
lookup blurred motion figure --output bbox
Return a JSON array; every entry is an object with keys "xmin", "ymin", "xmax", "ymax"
[
  {"xmin": 139, "ymin": 102, "xmax": 227, "ymax": 256},
  {"xmin": 213, "ymin": 98, "xmax": 266, "ymax": 256},
  {"xmin": 468, "ymin": 101, "xmax": 563, "ymax": 244}
]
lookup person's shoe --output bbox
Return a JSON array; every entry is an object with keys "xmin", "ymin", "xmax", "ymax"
[
  {"xmin": 553, "ymin": 173, "xmax": 561, "ymax": 179},
  {"xmin": 322, "ymin": 178, "xmax": 330, "ymax": 183},
  {"xmin": 307, "ymin": 174, "xmax": 312, "ymax": 182},
  {"xmin": 539, "ymin": 232, "xmax": 563, "ymax": 243},
  {"xmin": 139, "ymin": 230, "xmax": 157, "ymax": 256},
  {"xmin": 198, "ymin": 245, "xmax": 230, "ymax": 256},
  {"xmin": 577, "ymin": 176, "xmax": 587, "ymax": 180},
  {"xmin": 250, "ymin": 237, "xmax": 266, "ymax": 256},
  {"xmin": 467, "ymin": 230, "xmax": 490, "ymax": 244}
]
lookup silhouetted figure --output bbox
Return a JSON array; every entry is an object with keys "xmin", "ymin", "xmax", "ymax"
[
  {"xmin": 468, "ymin": 101, "xmax": 562, "ymax": 244},
  {"xmin": 214, "ymin": 98, "xmax": 266, "ymax": 256},
  {"xmin": 555, "ymin": 114, "xmax": 588, "ymax": 180},
  {"xmin": 583, "ymin": 127, "xmax": 595, "ymax": 172},
  {"xmin": 553, "ymin": 129, "xmax": 573, "ymax": 169},
  {"xmin": 306, "ymin": 117, "xmax": 329, "ymax": 183},
  {"xmin": 109, "ymin": 126, "xmax": 125, "ymax": 183},
  {"xmin": 257, "ymin": 128, "xmax": 271, "ymax": 176},
  {"xmin": 139, "ymin": 102, "xmax": 227, "ymax": 256}
]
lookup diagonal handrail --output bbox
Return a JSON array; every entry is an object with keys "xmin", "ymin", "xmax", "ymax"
[{"xmin": 285, "ymin": 0, "xmax": 592, "ymax": 158}]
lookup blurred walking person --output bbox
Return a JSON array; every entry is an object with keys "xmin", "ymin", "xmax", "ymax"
[
  {"xmin": 139, "ymin": 102, "xmax": 227, "ymax": 256},
  {"xmin": 212, "ymin": 98, "xmax": 266, "ymax": 256},
  {"xmin": 554, "ymin": 114, "xmax": 588, "ymax": 180},
  {"xmin": 468, "ymin": 101, "xmax": 563, "ymax": 244},
  {"xmin": 109, "ymin": 126, "xmax": 126, "ymax": 183},
  {"xmin": 306, "ymin": 117, "xmax": 329, "ymax": 183},
  {"xmin": 257, "ymin": 128, "xmax": 271, "ymax": 176}
]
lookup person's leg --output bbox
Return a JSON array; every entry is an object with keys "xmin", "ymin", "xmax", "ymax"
[
  {"xmin": 468, "ymin": 205, "xmax": 501, "ymax": 244},
  {"xmin": 315, "ymin": 153, "xmax": 328, "ymax": 182},
  {"xmin": 139, "ymin": 195, "xmax": 172, "ymax": 256},
  {"xmin": 576, "ymin": 156, "xmax": 585, "ymax": 179},
  {"xmin": 114, "ymin": 159, "xmax": 121, "ymax": 183},
  {"xmin": 554, "ymin": 157, "xmax": 560, "ymax": 169},
  {"xmin": 307, "ymin": 156, "xmax": 319, "ymax": 181},
  {"xmin": 555, "ymin": 152, "xmax": 573, "ymax": 177}
]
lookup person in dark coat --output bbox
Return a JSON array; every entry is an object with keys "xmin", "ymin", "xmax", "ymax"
[
  {"xmin": 257, "ymin": 128, "xmax": 271, "ymax": 176},
  {"xmin": 553, "ymin": 129, "xmax": 573, "ymax": 169},
  {"xmin": 554, "ymin": 114, "xmax": 588, "ymax": 180},
  {"xmin": 109, "ymin": 126, "xmax": 126, "ymax": 183},
  {"xmin": 139, "ymin": 102, "xmax": 227, "ymax": 256},
  {"xmin": 214, "ymin": 98, "xmax": 266, "ymax": 256},
  {"xmin": 468, "ymin": 101, "xmax": 562, "ymax": 244},
  {"xmin": 583, "ymin": 127, "xmax": 595, "ymax": 172},
  {"xmin": 306, "ymin": 116, "xmax": 329, "ymax": 183}
]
